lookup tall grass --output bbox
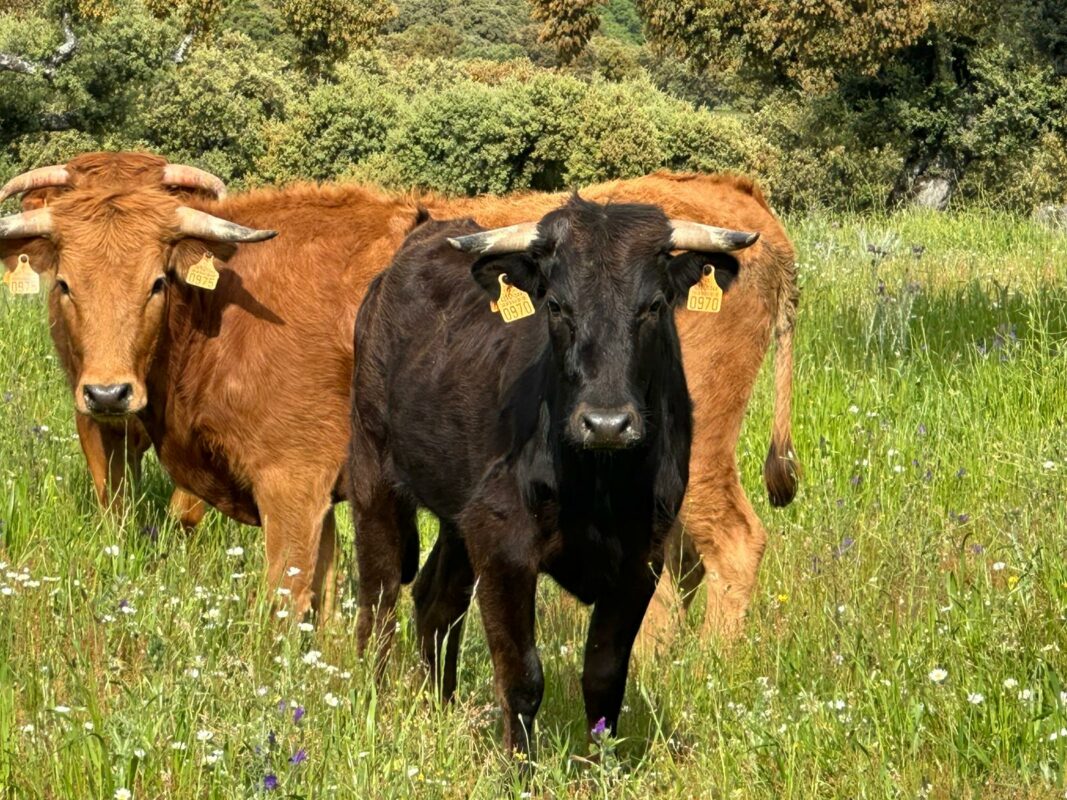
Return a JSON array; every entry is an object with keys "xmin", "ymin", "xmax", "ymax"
[{"xmin": 0, "ymin": 209, "xmax": 1065, "ymax": 798}]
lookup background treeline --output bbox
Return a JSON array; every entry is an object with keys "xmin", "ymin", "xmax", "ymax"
[{"xmin": 0, "ymin": 0, "xmax": 1064, "ymax": 212}]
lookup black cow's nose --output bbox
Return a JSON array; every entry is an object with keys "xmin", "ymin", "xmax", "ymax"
[
  {"xmin": 83, "ymin": 383, "xmax": 133, "ymax": 415},
  {"xmin": 580, "ymin": 406, "xmax": 642, "ymax": 448}
]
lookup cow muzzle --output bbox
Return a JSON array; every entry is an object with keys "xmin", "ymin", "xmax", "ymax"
[
  {"xmin": 80, "ymin": 382, "xmax": 138, "ymax": 417},
  {"xmin": 570, "ymin": 403, "xmax": 643, "ymax": 449}
]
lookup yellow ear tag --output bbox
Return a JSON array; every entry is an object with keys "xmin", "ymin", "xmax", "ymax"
[
  {"xmin": 493, "ymin": 273, "xmax": 535, "ymax": 324},
  {"xmin": 686, "ymin": 267, "xmax": 722, "ymax": 313},
  {"xmin": 185, "ymin": 252, "xmax": 219, "ymax": 291},
  {"xmin": 7, "ymin": 254, "xmax": 40, "ymax": 295}
]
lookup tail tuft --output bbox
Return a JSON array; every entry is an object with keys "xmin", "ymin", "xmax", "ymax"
[{"xmin": 764, "ymin": 436, "xmax": 799, "ymax": 507}]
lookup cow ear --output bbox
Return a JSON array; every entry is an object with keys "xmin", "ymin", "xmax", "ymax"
[
  {"xmin": 666, "ymin": 251, "xmax": 741, "ymax": 303},
  {"xmin": 169, "ymin": 239, "xmax": 237, "ymax": 283},
  {"xmin": 470, "ymin": 252, "xmax": 543, "ymax": 300},
  {"xmin": 1, "ymin": 239, "xmax": 56, "ymax": 278}
]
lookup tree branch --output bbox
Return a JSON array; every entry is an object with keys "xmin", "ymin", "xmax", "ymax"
[
  {"xmin": 172, "ymin": 31, "xmax": 195, "ymax": 64},
  {"xmin": 0, "ymin": 14, "xmax": 78, "ymax": 82}
]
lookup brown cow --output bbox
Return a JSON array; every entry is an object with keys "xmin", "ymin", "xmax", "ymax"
[{"xmin": 0, "ymin": 153, "xmax": 797, "ymax": 630}]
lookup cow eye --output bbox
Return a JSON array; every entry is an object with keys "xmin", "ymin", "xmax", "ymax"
[
  {"xmin": 547, "ymin": 298, "xmax": 563, "ymax": 317},
  {"xmin": 643, "ymin": 296, "xmax": 667, "ymax": 320},
  {"xmin": 150, "ymin": 277, "xmax": 167, "ymax": 296},
  {"xmin": 55, "ymin": 278, "xmax": 70, "ymax": 296}
]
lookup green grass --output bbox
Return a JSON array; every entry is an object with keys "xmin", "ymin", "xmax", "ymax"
[{"xmin": 1, "ymin": 209, "xmax": 1066, "ymax": 799}]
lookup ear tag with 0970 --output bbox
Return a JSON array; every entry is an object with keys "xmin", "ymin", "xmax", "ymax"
[
  {"xmin": 492, "ymin": 273, "xmax": 535, "ymax": 324},
  {"xmin": 6, "ymin": 254, "xmax": 40, "ymax": 295},
  {"xmin": 686, "ymin": 266, "xmax": 722, "ymax": 313}
]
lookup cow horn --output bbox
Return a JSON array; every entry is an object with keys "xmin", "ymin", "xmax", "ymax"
[
  {"xmin": 0, "ymin": 207, "xmax": 54, "ymax": 238},
  {"xmin": 0, "ymin": 165, "xmax": 71, "ymax": 203},
  {"xmin": 669, "ymin": 220, "xmax": 760, "ymax": 252},
  {"xmin": 162, "ymin": 165, "xmax": 227, "ymax": 199},
  {"xmin": 174, "ymin": 206, "xmax": 277, "ymax": 243},
  {"xmin": 447, "ymin": 222, "xmax": 540, "ymax": 255}
]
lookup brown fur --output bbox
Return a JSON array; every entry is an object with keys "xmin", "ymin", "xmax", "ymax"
[{"xmin": 1, "ymin": 153, "xmax": 799, "ymax": 630}]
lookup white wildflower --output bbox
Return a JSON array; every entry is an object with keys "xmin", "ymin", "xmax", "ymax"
[
  {"xmin": 967, "ymin": 693, "xmax": 984, "ymax": 705},
  {"xmin": 225, "ymin": 546, "xmax": 244, "ymax": 557},
  {"xmin": 929, "ymin": 668, "xmax": 948, "ymax": 684}
]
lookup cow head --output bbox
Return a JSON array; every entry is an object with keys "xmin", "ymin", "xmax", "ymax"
[
  {"xmin": 0, "ymin": 153, "xmax": 276, "ymax": 418},
  {"xmin": 451, "ymin": 197, "xmax": 758, "ymax": 450}
]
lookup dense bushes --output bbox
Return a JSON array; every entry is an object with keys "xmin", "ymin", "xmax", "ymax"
[{"xmin": 0, "ymin": 0, "xmax": 1064, "ymax": 212}]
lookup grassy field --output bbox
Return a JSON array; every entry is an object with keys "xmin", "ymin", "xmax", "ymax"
[{"xmin": 1, "ymin": 209, "xmax": 1065, "ymax": 799}]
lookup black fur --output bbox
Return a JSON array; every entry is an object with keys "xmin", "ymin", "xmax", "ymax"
[{"xmin": 350, "ymin": 198, "xmax": 730, "ymax": 755}]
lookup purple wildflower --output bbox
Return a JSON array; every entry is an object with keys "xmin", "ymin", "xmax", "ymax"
[
  {"xmin": 289, "ymin": 748, "xmax": 308, "ymax": 765},
  {"xmin": 956, "ymin": 468, "xmax": 967, "ymax": 478},
  {"xmin": 276, "ymin": 700, "xmax": 286, "ymax": 714},
  {"xmin": 834, "ymin": 537, "xmax": 855, "ymax": 558},
  {"xmin": 970, "ymin": 543, "xmax": 985, "ymax": 554},
  {"xmin": 917, "ymin": 423, "xmax": 927, "ymax": 436},
  {"xmin": 591, "ymin": 717, "xmax": 608, "ymax": 737},
  {"xmin": 118, "ymin": 598, "xmax": 129, "ymax": 611},
  {"xmin": 263, "ymin": 774, "xmax": 278, "ymax": 791},
  {"xmin": 293, "ymin": 706, "xmax": 305, "ymax": 724},
  {"xmin": 849, "ymin": 474, "xmax": 862, "ymax": 487},
  {"xmin": 267, "ymin": 730, "xmax": 277, "ymax": 749}
]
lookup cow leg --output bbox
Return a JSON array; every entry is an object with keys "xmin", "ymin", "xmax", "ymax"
[
  {"xmin": 168, "ymin": 488, "xmax": 207, "ymax": 530},
  {"xmin": 582, "ymin": 551, "xmax": 662, "ymax": 738},
  {"xmin": 413, "ymin": 526, "xmax": 474, "ymax": 701},
  {"xmin": 76, "ymin": 415, "xmax": 148, "ymax": 515},
  {"xmin": 354, "ymin": 486, "xmax": 410, "ymax": 669},
  {"xmin": 257, "ymin": 472, "xmax": 335, "ymax": 618},
  {"xmin": 685, "ymin": 475, "xmax": 767, "ymax": 641},
  {"xmin": 463, "ymin": 494, "xmax": 542, "ymax": 759},
  {"xmin": 312, "ymin": 506, "xmax": 339, "ymax": 621},
  {"xmin": 637, "ymin": 520, "xmax": 704, "ymax": 652}
]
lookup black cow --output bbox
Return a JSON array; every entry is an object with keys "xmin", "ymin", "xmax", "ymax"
[{"xmin": 349, "ymin": 197, "xmax": 757, "ymax": 756}]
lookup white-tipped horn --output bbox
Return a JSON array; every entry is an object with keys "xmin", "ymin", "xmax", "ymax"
[
  {"xmin": 0, "ymin": 207, "xmax": 54, "ymax": 238},
  {"xmin": 447, "ymin": 222, "xmax": 540, "ymax": 255},
  {"xmin": 162, "ymin": 165, "xmax": 227, "ymax": 199},
  {"xmin": 174, "ymin": 206, "xmax": 277, "ymax": 243},
  {"xmin": 669, "ymin": 220, "xmax": 760, "ymax": 253},
  {"xmin": 0, "ymin": 165, "xmax": 71, "ymax": 203}
]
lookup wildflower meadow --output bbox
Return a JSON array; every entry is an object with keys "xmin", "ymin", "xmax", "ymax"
[{"xmin": 1, "ymin": 209, "xmax": 1066, "ymax": 798}]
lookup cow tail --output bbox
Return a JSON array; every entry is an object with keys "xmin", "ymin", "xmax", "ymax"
[{"xmin": 763, "ymin": 256, "xmax": 800, "ymax": 508}]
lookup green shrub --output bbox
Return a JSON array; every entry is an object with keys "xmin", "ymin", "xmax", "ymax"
[
  {"xmin": 381, "ymin": 78, "xmax": 541, "ymax": 195},
  {"xmin": 134, "ymin": 30, "xmax": 294, "ymax": 182},
  {"xmin": 256, "ymin": 67, "xmax": 398, "ymax": 183}
]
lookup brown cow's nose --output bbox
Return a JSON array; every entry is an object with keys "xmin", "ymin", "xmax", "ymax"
[
  {"xmin": 579, "ymin": 406, "xmax": 642, "ymax": 449},
  {"xmin": 83, "ymin": 383, "xmax": 133, "ymax": 415}
]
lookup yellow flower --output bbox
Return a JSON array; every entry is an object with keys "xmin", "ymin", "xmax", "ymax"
[
  {"xmin": 777, "ymin": 593, "xmax": 789, "ymax": 604},
  {"xmin": 1007, "ymin": 575, "xmax": 1019, "ymax": 589}
]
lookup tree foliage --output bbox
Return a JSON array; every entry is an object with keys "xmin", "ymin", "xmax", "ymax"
[
  {"xmin": 530, "ymin": 0, "xmax": 604, "ymax": 65},
  {"xmin": 279, "ymin": 0, "xmax": 395, "ymax": 73},
  {"xmin": 637, "ymin": 0, "xmax": 932, "ymax": 91}
]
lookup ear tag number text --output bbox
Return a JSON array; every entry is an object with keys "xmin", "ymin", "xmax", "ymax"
[
  {"xmin": 186, "ymin": 253, "xmax": 219, "ymax": 291},
  {"xmin": 491, "ymin": 273, "xmax": 535, "ymax": 324},
  {"xmin": 6, "ymin": 254, "xmax": 40, "ymax": 295},
  {"xmin": 687, "ymin": 267, "xmax": 722, "ymax": 313}
]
